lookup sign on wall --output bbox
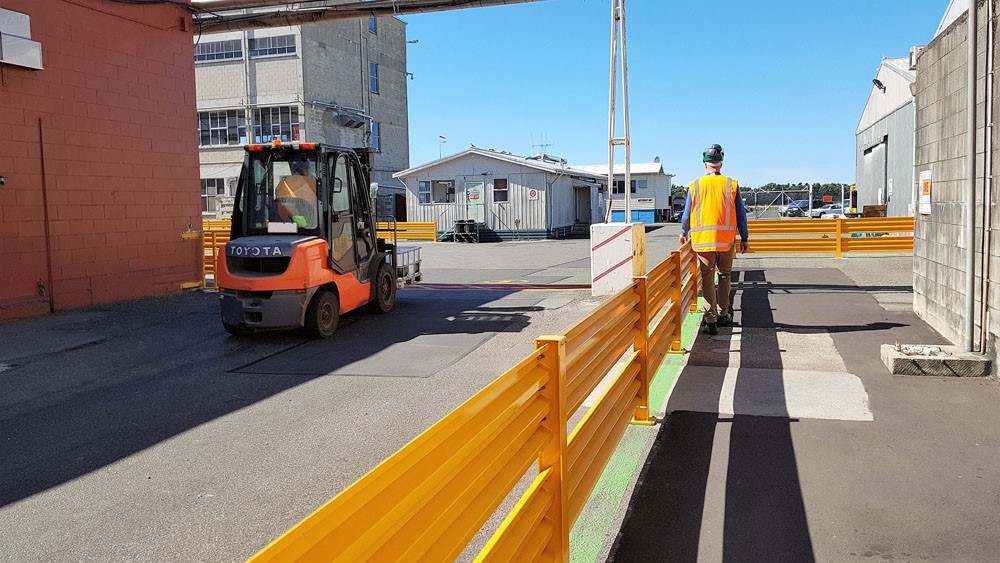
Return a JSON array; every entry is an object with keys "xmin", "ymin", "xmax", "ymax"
[
  {"xmin": 527, "ymin": 188, "xmax": 539, "ymax": 201},
  {"xmin": 919, "ymin": 170, "xmax": 932, "ymax": 215}
]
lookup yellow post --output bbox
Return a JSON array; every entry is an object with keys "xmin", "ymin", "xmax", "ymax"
[
  {"xmin": 835, "ymin": 217, "xmax": 843, "ymax": 258},
  {"xmin": 632, "ymin": 277, "xmax": 655, "ymax": 425},
  {"xmin": 670, "ymin": 251, "xmax": 686, "ymax": 353},
  {"xmin": 688, "ymin": 245, "xmax": 700, "ymax": 313},
  {"xmin": 534, "ymin": 335, "xmax": 569, "ymax": 562}
]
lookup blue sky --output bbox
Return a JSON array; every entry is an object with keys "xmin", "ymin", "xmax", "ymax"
[{"xmin": 401, "ymin": 0, "xmax": 949, "ymax": 187}]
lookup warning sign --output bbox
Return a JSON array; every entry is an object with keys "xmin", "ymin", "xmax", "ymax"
[{"xmin": 528, "ymin": 188, "xmax": 539, "ymax": 201}]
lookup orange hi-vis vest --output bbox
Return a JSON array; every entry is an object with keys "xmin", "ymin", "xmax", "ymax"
[{"xmin": 689, "ymin": 175, "xmax": 739, "ymax": 252}]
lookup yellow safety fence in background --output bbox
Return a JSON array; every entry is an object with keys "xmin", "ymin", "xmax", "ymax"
[
  {"xmin": 747, "ymin": 216, "xmax": 915, "ymax": 258},
  {"xmin": 199, "ymin": 220, "xmax": 438, "ymax": 287},
  {"xmin": 246, "ymin": 244, "xmax": 702, "ymax": 562}
]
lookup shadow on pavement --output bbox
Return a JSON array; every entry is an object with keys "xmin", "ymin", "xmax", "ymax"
[
  {"xmin": 608, "ymin": 270, "xmax": 815, "ymax": 562},
  {"xmin": 0, "ymin": 287, "xmax": 530, "ymax": 507}
]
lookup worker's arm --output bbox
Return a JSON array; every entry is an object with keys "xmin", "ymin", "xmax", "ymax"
[
  {"xmin": 679, "ymin": 190, "xmax": 693, "ymax": 244},
  {"xmin": 735, "ymin": 186, "xmax": 749, "ymax": 252}
]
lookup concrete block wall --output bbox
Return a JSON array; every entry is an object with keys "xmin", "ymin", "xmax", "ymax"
[
  {"xmin": 0, "ymin": 0, "xmax": 201, "ymax": 321},
  {"xmin": 913, "ymin": 0, "xmax": 1000, "ymax": 355}
]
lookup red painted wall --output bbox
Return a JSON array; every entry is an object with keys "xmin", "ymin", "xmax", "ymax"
[{"xmin": 0, "ymin": 0, "xmax": 201, "ymax": 321}]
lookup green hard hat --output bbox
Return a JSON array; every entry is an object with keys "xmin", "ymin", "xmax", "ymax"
[{"xmin": 703, "ymin": 144, "xmax": 724, "ymax": 162}]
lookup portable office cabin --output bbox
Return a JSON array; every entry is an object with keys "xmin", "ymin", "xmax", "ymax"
[
  {"xmin": 394, "ymin": 149, "xmax": 605, "ymax": 239},
  {"xmin": 855, "ymin": 55, "xmax": 918, "ymax": 217},
  {"xmin": 574, "ymin": 162, "xmax": 675, "ymax": 223}
]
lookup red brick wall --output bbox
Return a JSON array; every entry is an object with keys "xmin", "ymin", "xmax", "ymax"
[{"xmin": 0, "ymin": 0, "xmax": 201, "ymax": 321}]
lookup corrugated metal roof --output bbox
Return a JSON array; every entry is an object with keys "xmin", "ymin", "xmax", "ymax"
[
  {"xmin": 574, "ymin": 163, "xmax": 669, "ymax": 175},
  {"xmin": 393, "ymin": 148, "xmax": 604, "ymax": 179}
]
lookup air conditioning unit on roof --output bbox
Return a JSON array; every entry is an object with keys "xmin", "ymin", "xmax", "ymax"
[{"xmin": 909, "ymin": 45, "xmax": 925, "ymax": 71}]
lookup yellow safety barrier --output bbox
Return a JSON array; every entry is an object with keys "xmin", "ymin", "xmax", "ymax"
[
  {"xmin": 747, "ymin": 217, "xmax": 914, "ymax": 258},
  {"xmin": 248, "ymin": 244, "xmax": 702, "ymax": 563},
  {"xmin": 202, "ymin": 221, "xmax": 230, "ymax": 288},
  {"xmin": 376, "ymin": 221, "xmax": 438, "ymax": 241}
]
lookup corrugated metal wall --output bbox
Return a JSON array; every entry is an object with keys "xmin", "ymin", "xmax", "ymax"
[
  {"xmin": 856, "ymin": 101, "xmax": 915, "ymax": 216},
  {"xmin": 400, "ymin": 153, "xmax": 597, "ymax": 233}
]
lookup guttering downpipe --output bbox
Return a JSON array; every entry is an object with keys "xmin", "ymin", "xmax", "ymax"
[
  {"xmin": 980, "ymin": 0, "xmax": 995, "ymax": 353},
  {"xmin": 965, "ymin": 1, "xmax": 978, "ymax": 351}
]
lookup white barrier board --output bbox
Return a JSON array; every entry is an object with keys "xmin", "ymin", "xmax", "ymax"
[{"xmin": 590, "ymin": 222, "xmax": 646, "ymax": 296}]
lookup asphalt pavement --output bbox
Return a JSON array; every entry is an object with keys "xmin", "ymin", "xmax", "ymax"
[{"xmin": 2, "ymin": 224, "xmax": 996, "ymax": 562}]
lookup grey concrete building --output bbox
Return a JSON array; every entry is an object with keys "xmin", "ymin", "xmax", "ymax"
[
  {"xmin": 912, "ymin": 0, "xmax": 999, "ymax": 357},
  {"xmin": 194, "ymin": 12, "xmax": 410, "ymax": 218},
  {"xmin": 394, "ymin": 149, "xmax": 605, "ymax": 239},
  {"xmin": 856, "ymin": 55, "xmax": 918, "ymax": 217}
]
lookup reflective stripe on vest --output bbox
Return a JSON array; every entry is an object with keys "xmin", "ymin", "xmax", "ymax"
[{"xmin": 689, "ymin": 176, "xmax": 738, "ymax": 252}]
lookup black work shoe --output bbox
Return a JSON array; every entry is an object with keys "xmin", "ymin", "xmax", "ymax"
[
  {"xmin": 705, "ymin": 322, "xmax": 718, "ymax": 335},
  {"xmin": 718, "ymin": 314, "xmax": 732, "ymax": 327}
]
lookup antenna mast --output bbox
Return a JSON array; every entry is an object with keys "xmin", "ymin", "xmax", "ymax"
[{"xmin": 605, "ymin": 0, "xmax": 631, "ymax": 223}]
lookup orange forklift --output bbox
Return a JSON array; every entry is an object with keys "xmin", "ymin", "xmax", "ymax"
[{"xmin": 216, "ymin": 140, "xmax": 413, "ymax": 338}]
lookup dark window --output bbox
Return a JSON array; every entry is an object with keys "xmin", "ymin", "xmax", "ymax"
[
  {"xmin": 195, "ymin": 39, "xmax": 242, "ymax": 62},
  {"xmin": 613, "ymin": 180, "xmax": 637, "ymax": 194},
  {"xmin": 249, "ymin": 35, "xmax": 296, "ymax": 57},
  {"xmin": 369, "ymin": 62, "xmax": 379, "ymax": 94},
  {"xmin": 197, "ymin": 110, "xmax": 246, "ymax": 146},
  {"xmin": 418, "ymin": 181, "xmax": 431, "ymax": 204},
  {"xmin": 252, "ymin": 106, "xmax": 300, "ymax": 143},
  {"xmin": 493, "ymin": 178, "xmax": 509, "ymax": 202},
  {"xmin": 368, "ymin": 17, "xmax": 377, "ymax": 34}
]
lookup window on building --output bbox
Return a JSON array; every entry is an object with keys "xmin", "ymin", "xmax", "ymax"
[
  {"xmin": 433, "ymin": 181, "xmax": 455, "ymax": 203},
  {"xmin": 637, "ymin": 179, "xmax": 648, "ymax": 190},
  {"xmin": 368, "ymin": 16, "xmax": 377, "ymax": 34},
  {"xmin": 493, "ymin": 178, "xmax": 509, "ymax": 202},
  {"xmin": 248, "ymin": 34, "xmax": 296, "ymax": 57},
  {"xmin": 198, "ymin": 109, "xmax": 246, "ymax": 146},
  {"xmin": 194, "ymin": 39, "xmax": 242, "ymax": 62},
  {"xmin": 613, "ymin": 180, "xmax": 638, "ymax": 194},
  {"xmin": 252, "ymin": 106, "xmax": 300, "ymax": 143},
  {"xmin": 418, "ymin": 181, "xmax": 431, "ymax": 204},
  {"xmin": 370, "ymin": 62, "xmax": 379, "ymax": 94},
  {"xmin": 201, "ymin": 178, "xmax": 226, "ymax": 212},
  {"xmin": 371, "ymin": 121, "xmax": 381, "ymax": 151}
]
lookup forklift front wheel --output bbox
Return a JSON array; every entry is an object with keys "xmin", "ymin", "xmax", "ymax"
[
  {"xmin": 304, "ymin": 290, "xmax": 340, "ymax": 339},
  {"xmin": 366, "ymin": 261, "xmax": 397, "ymax": 314}
]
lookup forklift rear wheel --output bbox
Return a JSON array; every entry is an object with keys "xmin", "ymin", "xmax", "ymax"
[
  {"xmin": 304, "ymin": 290, "xmax": 340, "ymax": 339},
  {"xmin": 223, "ymin": 322, "xmax": 251, "ymax": 336},
  {"xmin": 367, "ymin": 261, "xmax": 396, "ymax": 314}
]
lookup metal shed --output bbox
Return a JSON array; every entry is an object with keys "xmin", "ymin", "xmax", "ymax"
[{"xmin": 393, "ymin": 148, "xmax": 605, "ymax": 240}]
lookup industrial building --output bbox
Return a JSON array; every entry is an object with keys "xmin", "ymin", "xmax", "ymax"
[
  {"xmin": 912, "ymin": 0, "xmax": 999, "ymax": 358},
  {"xmin": 574, "ymin": 161, "xmax": 675, "ymax": 223},
  {"xmin": 0, "ymin": 1, "xmax": 201, "ymax": 321},
  {"xmin": 194, "ymin": 12, "xmax": 410, "ymax": 219},
  {"xmin": 855, "ymin": 54, "xmax": 918, "ymax": 217},
  {"xmin": 394, "ymin": 149, "xmax": 605, "ymax": 239}
]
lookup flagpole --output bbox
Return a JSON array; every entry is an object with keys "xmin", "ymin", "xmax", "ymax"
[{"xmin": 439, "ymin": 136, "xmax": 446, "ymax": 158}]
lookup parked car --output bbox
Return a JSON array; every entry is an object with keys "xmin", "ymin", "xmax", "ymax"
[{"xmin": 810, "ymin": 203, "xmax": 845, "ymax": 218}]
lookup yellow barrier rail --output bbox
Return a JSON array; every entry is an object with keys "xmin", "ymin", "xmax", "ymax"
[
  {"xmin": 376, "ymin": 221, "xmax": 438, "ymax": 241},
  {"xmin": 201, "ymin": 221, "xmax": 231, "ymax": 288},
  {"xmin": 747, "ymin": 217, "xmax": 914, "ymax": 257},
  {"xmin": 248, "ymin": 244, "xmax": 702, "ymax": 562}
]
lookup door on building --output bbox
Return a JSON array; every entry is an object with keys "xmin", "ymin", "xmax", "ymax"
[
  {"xmin": 461, "ymin": 180, "xmax": 486, "ymax": 224},
  {"xmin": 574, "ymin": 186, "xmax": 591, "ymax": 225},
  {"xmin": 862, "ymin": 138, "xmax": 887, "ymax": 207}
]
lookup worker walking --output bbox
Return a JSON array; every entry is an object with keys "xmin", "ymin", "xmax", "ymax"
[{"xmin": 678, "ymin": 144, "xmax": 749, "ymax": 335}]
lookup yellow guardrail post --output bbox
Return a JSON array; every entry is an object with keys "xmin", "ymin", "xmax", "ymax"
[
  {"xmin": 670, "ymin": 251, "xmax": 686, "ymax": 353},
  {"xmin": 631, "ymin": 277, "xmax": 655, "ymax": 425},
  {"xmin": 835, "ymin": 217, "xmax": 843, "ymax": 258},
  {"xmin": 687, "ymin": 244, "xmax": 700, "ymax": 313},
  {"xmin": 533, "ymin": 335, "xmax": 570, "ymax": 562}
]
